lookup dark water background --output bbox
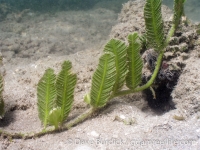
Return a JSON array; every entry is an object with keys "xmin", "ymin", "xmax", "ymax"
[{"xmin": 0, "ymin": 0, "xmax": 199, "ymax": 21}]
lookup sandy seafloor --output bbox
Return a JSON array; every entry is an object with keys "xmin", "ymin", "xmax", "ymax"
[{"xmin": 0, "ymin": 0, "xmax": 200, "ymax": 149}]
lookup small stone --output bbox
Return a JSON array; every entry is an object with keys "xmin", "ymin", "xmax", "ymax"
[
  {"xmin": 74, "ymin": 145, "xmax": 94, "ymax": 150},
  {"xmin": 112, "ymin": 134, "xmax": 118, "ymax": 138},
  {"xmin": 119, "ymin": 114, "xmax": 126, "ymax": 120},
  {"xmin": 90, "ymin": 131, "xmax": 99, "ymax": 138},
  {"xmin": 196, "ymin": 128, "xmax": 200, "ymax": 133}
]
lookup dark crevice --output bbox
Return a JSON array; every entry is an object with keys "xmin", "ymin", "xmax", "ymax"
[{"xmin": 142, "ymin": 52, "xmax": 182, "ymax": 113}]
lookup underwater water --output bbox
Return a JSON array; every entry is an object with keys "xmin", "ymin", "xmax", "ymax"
[
  {"xmin": 0, "ymin": 0, "xmax": 125, "ymax": 11},
  {"xmin": 0, "ymin": 0, "xmax": 199, "ymax": 62},
  {"xmin": 0, "ymin": 0, "xmax": 199, "ymax": 22},
  {"xmin": 163, "ymin": 0, "xmax": 200, "ymax": 22}
]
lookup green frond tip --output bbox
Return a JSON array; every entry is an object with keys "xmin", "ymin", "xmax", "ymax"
[
  {"xmin": 37, "ymin": 68, "xmax": 56, "ymax": 128},
  {"xmin": 0, "ymin": 100, "xmax": 4, "ymax": 119},
  {"xmin": 103, "ymin": 39, "xmax": 128, "ymax": 94},
  {"xmin": 90, "ymin": 53, "xmax": 116, "ymax": 108},
  {"xmin": 0, "ymin": 74, "xmax": 4, "ymax": 119},
  {"xmin": 84, "ymin": 93, "xmax": 91, "ymax": 105},
  {"xmin": 56, "ymin": 61, "xmax": 77, "ymax": 124},
  {"xmin": 48, "ymin": 107, "xmax": 62, "ymax": 129},
  {"xmin": 173, "ymin": 0, "xmax": 186, "ymax": 30},
  {"xmin": 144, "ymin": 0, "xmax": 165, "ymax": 52},
  {"xmin": 126, "ymin": 33, "xmax": 143, "ymax": 90}
]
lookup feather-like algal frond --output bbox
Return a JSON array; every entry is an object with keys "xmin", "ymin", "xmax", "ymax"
[
  {"xmin": 104, "ymin": 39, "xmax": 128, "ymax": 94},
  {"xmin": 56, "ymin": 61, "xmax": 77, "ymax": 124},
  {"xmin": 0, "ymin": 74, "xmax": 4, "ymax": 119},
  {"xmin": 144, "ymin": 0, "xmax": 165, "ymax": 52},
  {"xmin": 0, "ymin": 54, "xmax": 4, "ymax": 119},
  {"xmin": 37, "ymin": 68, "xmax": 56, "ymax": 128},
  {"xmin": 90, "ymin": 53, "xmax": 116, "ymax": 108},
  {"xmin": 173, "ymin": 0, "xmax": 186, "ymax": 30},
  {"xmin": 126, "ymin": 33, "xmax": 143, "ymax": 90}
]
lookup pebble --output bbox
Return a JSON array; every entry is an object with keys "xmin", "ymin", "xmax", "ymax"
[{"xmin": 90, "ymin": 131, "xmax": 100, "ymax": 138}]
